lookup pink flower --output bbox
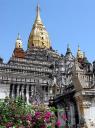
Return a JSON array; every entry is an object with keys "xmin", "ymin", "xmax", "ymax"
[
  {"xmin": 6, "ymin": 122, "xmax": 13, "ymax": 128},
  {"xmin": 56, "ymin": 120, "xmax": 61, "ymax": 127},
  {"xmin": 44, "ymin": 111, "xmax": 51, "ymax": 121},
  {"xmin": 35, "ymin": 112, "xmax": 41, "ymax": 119},
  {"xmin": 26, "ymin": 114, "xmax": 32, "ymax": 121},
  {"xmin": 62, "ymin": 114, "xmax": 67, "ymax": 121},
  {"xmin": 45, "ymin": 112, "xmax": 51, "ymax": 117}
]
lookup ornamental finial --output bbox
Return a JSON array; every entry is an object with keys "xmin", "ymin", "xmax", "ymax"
[
  {"xmin": 17, "ymin": 33, "xmax": 20, "ymax": 40},
  {"xmin": 77, "ymin": 44, "xmax": 84, "ymax": 59},
  {"xmin": 15, "ymin": 33, "xmax": 22, "ymax": 49},
  {"xmin": 35, "ymin": 3, "xmax": 42, "ymax": 23}
]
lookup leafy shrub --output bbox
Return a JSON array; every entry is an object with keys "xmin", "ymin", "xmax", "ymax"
[{"xmin": 0, "ymin": 97, "xmax": 57, "ymax": 128}]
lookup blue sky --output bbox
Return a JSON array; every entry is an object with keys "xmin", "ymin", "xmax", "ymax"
[{"xmin": 0, "ymin": 0, "xmax": 95, "ymax": 62}]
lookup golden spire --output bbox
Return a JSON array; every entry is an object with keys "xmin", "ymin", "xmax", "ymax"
[
  {"xmin": 35, "ymin": 4, "xmax": 42, "ymax": 24},
  {"xmin": 77, "ymin": 45, "xmax": 84, "ymax": 59},
  {"xmin": 28, "ymin": 4, "xmax": 51, "ymax": 49}
]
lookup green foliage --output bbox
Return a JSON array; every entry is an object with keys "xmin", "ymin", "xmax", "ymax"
[
  {"xmin": 0, "ymin": 97, "xmax": 68, "ymax": 128},
  {"xmin": 0, "ymin": 97, "xmax": 57, "ymax": 128}
]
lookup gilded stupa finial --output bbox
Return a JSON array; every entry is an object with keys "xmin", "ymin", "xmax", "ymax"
[
  {"xmin": 15, "ymin": 33, "xmax": 23, "ymax": 49},
  {"xmin": 77, "ymin": 44, "xmax": 84, "ymax": 59},
  {"xmin": 35, "ymin": 3, "xmax": 42, "ymax": 24}
]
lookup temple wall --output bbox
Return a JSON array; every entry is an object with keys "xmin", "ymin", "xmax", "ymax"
[
  {"xmin": 83, "ymin": 100, "xmax": 95, "ymax": 128},
  {"xmin": 0, "ymin": 83, "xmax": 10, "ymax": 99}
]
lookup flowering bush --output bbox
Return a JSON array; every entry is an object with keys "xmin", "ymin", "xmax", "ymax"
[{"xmin": 0, "ymin": 97, "xmax": 58, "ymax": 128}]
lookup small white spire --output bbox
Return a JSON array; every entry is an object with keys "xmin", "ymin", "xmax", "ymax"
[
  {"xmin": 67, "ymin": 43, "xmax": 70, "ymax": 49},
  {"xmin": 15, "ymin": 33, "xmax": 23, "ymax": 49},
  {"xmin": 83, "ymin": 52, "xmax": 85, "ymax": 57},
  {"xmin": 78, "ymin": 44, "xmax": 80, "ymax": 51},
  {"xmin": 17, "ymin": 33, "xmax": 21, "ymax": 40},
  {"xmin": 66, "ymin": 43, "xmax": 71, "ymax": 54}
]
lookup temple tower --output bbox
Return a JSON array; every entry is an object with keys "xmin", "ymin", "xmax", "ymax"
[{"xmin": 28, "ymin": 4, "xmax": 51, "ymax": 49}]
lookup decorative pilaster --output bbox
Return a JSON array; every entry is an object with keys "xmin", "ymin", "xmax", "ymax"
[
  {"xmin": 9, "ymin": 84, "xmax": 13, "ymax": 98},
  {"xmin": 74, "ymin": 92, "xmax": 86, "ymax": 127},
  {"xmin": 12, "ymin": 84, "xmax": 14, "ymax": 98},
  {"xmin": 17, "ymin": 85, "xmax": 20, "ymax": 97},
  {"xmin": 19, "ymin": 85, "xmax": 22, "ymax": 97},
  {"xmin": 21, "ymin": 85, "xmax": 26, "ymax": 101},
  {"xmin": 26, "ymin": 85, "xmax": 29, "ymax": 104}
]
